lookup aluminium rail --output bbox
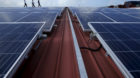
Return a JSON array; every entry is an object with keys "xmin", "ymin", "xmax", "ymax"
[
  {"xmin": 4, "ymin": 22, "xmax": 46, "ymax": 78},
  {"xmin": 75, "ymin": 13, "xmax": 91, "ymax": 32},
  {"xmin": 68, "ymin": 11, "xmax": 88, "ymax": 78},
  {"xmin": 88, "ymin": 22, "xmax": 134, "ymax": 78}
]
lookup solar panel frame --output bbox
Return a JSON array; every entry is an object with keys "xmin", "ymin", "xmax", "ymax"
[
  {"xmin": 127, "ymin": 13, "xmax": 140, "ymax": 18},
  {"xmin": 0, "ymin": 7, "xmax": 63, "ymax": 77},
  {"xmin": 75, "ymin": 12, "xmax": 115, "ymax": 31},
  {"xmin": 0, "ymin": 22, "xmax": 45, "ymax": 78},
  {"xmin": 44, "ymin": 12, "xmax": 58, "ymax": 32},
  {"xmin": 103, "ymin": 12, "xmax": 140, "ymax": 22},
  {"xmin": 75, "ymin": 13, "xmax": 90, "ymax": 31},
  {"xmin": 88, "ymin": 22, "xmax": 134, "ymax": 78},
  {"xmin": 17, "ymin": 12, "xmax": 58, "ymax": 32},
  {"xmin": 0, "ymin": 12, "xmax": 31, "ymax": 22}
]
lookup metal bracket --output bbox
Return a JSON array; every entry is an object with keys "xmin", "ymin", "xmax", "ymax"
[{"xmin": 89, "ymin": 32, "xmax": 97, "ymax": 40}]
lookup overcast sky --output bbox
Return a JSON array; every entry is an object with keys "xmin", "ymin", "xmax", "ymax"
[{"xmin": 0, "ymin": 0, "xmax": 136, "ymax": 7}]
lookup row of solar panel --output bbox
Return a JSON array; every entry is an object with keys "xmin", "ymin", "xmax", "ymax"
[
  {"xmin": 0, "ymin": 23, "xmax": 44, "ymax": 78},
  {"xmin": 88, "ymin": 23, "xmax": 140, "ymax": 78},
  {"xmin": 70, "ymin": 7, "xmax": 140, "ymax": 78},
  {"xmin": 0, "ymin": 12, "xmax": 58, "ymax": 31},
  {"xmin": 0, "ymin": 7, "xmax": 63, "ymax": 78},
  {"xmin": 0, "ymin": 7, "xmax": 63, "ymax": 15},
  {"xmin": 75, "ymin": 12, "xmax": 140, "ymax": 31},
  {"xmin": 70, "ymin": 7, "xmax": 140, "ymax": 14}
]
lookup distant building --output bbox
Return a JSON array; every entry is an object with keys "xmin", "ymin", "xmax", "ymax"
[
  {"xmin": 124, "ymin": 1, "xmax": 140, "ymax": 8},
  {"xmin": 108, "ymin": 5, "xmax": 115, "ymax": 8},
  {"xmin": 118, "ymin": 4, "xmax": 125, "ymax": 8}
]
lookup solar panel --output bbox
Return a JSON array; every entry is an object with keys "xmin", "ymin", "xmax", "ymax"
[
  {"xmin": 18, "ymin": 13, "xmax": 58, "ymax": 32},
  {"xmin": 76, "ymin": 12, "xmax": 114, "ymax": 31},
  {"xmin": 0, "ymin": 13, "xmax": 29, "ymax": 22},
  {"xmin": 70, "ymin": 7, "xmax": 103, "ymax": 15},
  {"xmin": 0, "ymin": 7, "xmax": 31, "ymax": 12},
  {"xmin": 101, "ymin": 8, "xmax": 119, "ymax": 13},
  {"xmin": 0, "ymin": 7, "xmax": 62, "ymax": 78},
  {"xmin": 88, "ymin": 22, "xmax": 140, "ymax": 78},
  {"xmin": 46, "ymin": 7, "xmax": 63, "ymax": 15},
  {"xmin": 0, "ymin": 22, "xmax": 45, "ymax": 78},
  {"xmin": 103, "ymin": 13, "xmax": 140, "ymax": 22},
  {"xmin": 127, "ymin": 13, "xmax": 140, "ymax": 19},
  {"xmin": 117, "ymin": 8, "xmax": 140, "ymax": 13},
  {"xmin": 29, "ymin": 7, "xmax": 63, "ymax": 16}
]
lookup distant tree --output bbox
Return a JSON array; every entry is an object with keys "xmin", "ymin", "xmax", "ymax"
[
  {"xmin": 118, "ymin": 5, "xmax": 124, "ymax": 8},
  {"xmin": 108, "ymin": 5, "xmax": 115, "ymax": 8}
]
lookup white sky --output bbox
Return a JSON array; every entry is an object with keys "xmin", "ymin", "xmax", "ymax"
[{"xmin": 0, "ymin": 0, "xmax": 134, "ymax": 7}]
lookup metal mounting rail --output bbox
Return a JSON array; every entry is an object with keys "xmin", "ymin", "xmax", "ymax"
[
  {"xmin": 67, "ymin": 10, "xmax": 88, "ymax": 78},
  {"xmin": 88, "ymin": 22, "xmax": 134, "ymax": 78},
  {"xmin": 4, "ymin": 22, "xmax": 46, "ymax": 78}
]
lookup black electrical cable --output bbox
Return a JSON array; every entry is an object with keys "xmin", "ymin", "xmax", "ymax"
[{"xmin": 80, "ymin": 44, "xmax": 102, "ymax": 52}]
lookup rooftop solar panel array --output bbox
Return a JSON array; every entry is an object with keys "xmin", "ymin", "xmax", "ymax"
[
  {"xmin": 71, "ymin": 7, "xmax": 140, "ymax": 77},
  {"xmin": 103, "ymin": 13, "xmax": 140, "ymax": 22},
  {"xmin": 69, "ymin": 7, "xmax": 102, "ymax": 14},
  {"xmin": 0, "ymin": 13, "xmax": 28, "ymax": 22},
  {"xmin": 116, "ymin": 9, "xmax": 140, "ymax": 13},
  {"xmin": 88, "ymin": 22, "xmax": 140, "ymax": 78},
  {"xmin": 0, "ymin": 8, "xmax": 31, "ymax": 12},
  {"xmin": 0, "ymin": 7, "xmax": 61, "ymax": 32},
  {"xmin": 73, "ymin": 7, "xmax": 140, "ymax": 31},
  {"xmin": 0, "ymin": 23, "xmax": 45, "ymax": 78},
  {"xmin": 0, "ymin": 7, "xmax": 62, "ymax": 78},
  {"xmin": 127, "ymin": 13, "xmax": 140, "ymax": 19},
  {"xmin": 76, "ymin": 12, "xmax": 113, "ymax": 31},
  {"xmin": 17, "ymin": 13, "xmax": 58, "ymax": 31}
]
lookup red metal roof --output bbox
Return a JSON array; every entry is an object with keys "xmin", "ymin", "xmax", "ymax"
[{"xmin": 13, "ymin": 8, "xmax": 124, "ymax": 78}]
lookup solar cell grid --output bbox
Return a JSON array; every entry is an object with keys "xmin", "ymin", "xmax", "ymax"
[
  {"xmin": 127, "ymin": 13, "xmax": 140, "ymax": 18},
  {"xmin": 101, "ymin": 8, "xmax": 118, "ymax": 13},
  {"xmin": 0, "ymin": 13, "xmax": 29, "ymax": 22},
  {"xmin": 88, "ymin": 22, "xmax": 140, "ymax": 78},
  {"xmin": 76, "ymin": 12, "xmax": 113, "ymax": 31},
  {"xmin": 117, "ymin": 9, "xmax": 140, "ymax": 13},
  {"xmin": 0, "ymin": 8, "xmax": 31, "ymax": 12},
  {"xmin": 18, "ymin": 13, "xmax": 58, "ymax": 32},
  {"xmin": 0, "ymin": 7, "xmax": 62, "ymax": 78},
  {"xmin": 103, "ymin": 13, "xmax": 140, "ymax": 22},
  {"xmin": 0, "ymin": 23, "xmax": 44, "ymax": 78}
]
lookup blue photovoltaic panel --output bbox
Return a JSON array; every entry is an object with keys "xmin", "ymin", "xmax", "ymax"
[
  {"xmin": 127, "ymin": 13, "xmax": 140, "ymax": 18},
  {"xmin": 101, "ymin": 8, "xmax": 119, "ymax": 13},
  {"xmin": 76, "ymin": 12, "xmax": 113, "ymax": 31},
  {"xmin": 101, "ymin": 8, "xmax": 140, "ymax": 13},
  {"xmin": 89, "ymin": 23, "xmax": 140, "ymax": 78},
  {"xmin": 117, "ymin": 8, "xmax": 140, "ymax": 13},
  {"xmin": 103, "ymin": 13, "xmax": 140, "ymax": 22},
  {"xmin": 0, "ymin": 7, "xmax": 60, "ymax": 32},
  {"xmin": 0, "ymin": 23, "xmax": 44, "ymax": 78},
  {"xmin": 0, "ymin": 13, "xmax": 28, "ymax": 22},
  {"xmin": 70, "ymin": 7, "xmax": 103, "ymax": 15},
  {"xmin": 75, "ymin": 7, "xmax": 103, "ymax": 13},
  {"xmin": 0, "ymin": 7, "xmax": 63, "ymax": 16},
  {"xmin": 18, "ymin": 13, "xmax": 57, "ymax": 32},
  {"xmin": 0, "ymin": 7, "xmax": 31, "ymax": 12},
  {"xmin": 0, "ymin": 7, "xmax": 61, "ymax": 78},
  {"xmin": 18, "ymin": 13, "xmax": 57, "ymax": 22},
  {"xmin": 29, "ymin": 7, "xmax": 63, "ymax": 16},
  {"xmin": 46, "ymin": 7, "xmax": 63, "ymax": 15}
]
